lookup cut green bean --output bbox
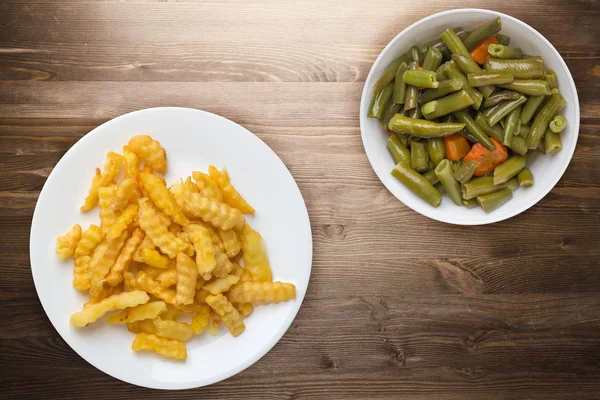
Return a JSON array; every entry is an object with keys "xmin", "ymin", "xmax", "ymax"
[
  {"xmin": 494, "ymin": 33, "xmax": 511, "ymax": 46},
  {"xmin": 379, "ymin": 101, "xmax": 401, "ymax": 128},
  {"xmin": 395, "ymin": 132, "xmax": 410, "ymax": 147},
  {"xmin": 408, "ymin": 105, "xmax": 422, "ymax": 120},
  {"xmin": 487, "ymin": 96, "xmax": 527, "ymax": 127},
  {"xmin": 474, "ymin": 113, "xmax": 527, "ymax": 155},
  {"xmin": 477, "ymin": 188, "xmax": 513, "ymax": 213},
  {"xmin": 484, "ymin": 90, "xmax": 522, "ymax": 107},
  {"xmin": 427, "ymin": 137, "xmax": 446, "ymax": 165},
  {"xmin": 419, "ymin": 79, "xmax": 464, "ymax": 104},
  {"xmin": 497, "ymin": 79, "xmax": 551, "ymax": 96},
  {"xmin": 454, "ymin": 160, "xmax": 478, "ymax": 183},
  {"xmin": 435, "ymin": 159, "xmax": 463, "ymax": 205},
  {"xmin": 517, "ymin": 124, "xmax": 531, "ymax": 138},
  {"xmin": 386, "ymin": 135, "xmax": 411, "ymax": 165},
  {"xmin": 422, "ymin": 46, "xmax": 443, "ymax": 71},
  {"xmin": 368, "ymin": 83, "xmax": 393, "ymax": 118},
  {"xmin": 463, "ymin": 17, "xmax": 502, "ymax": 51},
  {"xmin": 451, "ymin": 54, "xmax": 495, "ymax": 98},
  {"xmin": 388, "ymin": 114, "xmax": 465, "ymax": 138},
  {"xmin": 549, "ymin": 115, "xmax": 567, "ymax": 133},
  {"xmin": 493, "ymin": 155, "xmax": 526, "ymax": 184},
  {"xmin": 410, "ymin": 141, "xmax": 429, "ymax": 172},
  {"xmin": 463, "ymin": 198, "xmax": 479, "ymax": 208},
  {"xmin": 487, "ymin": 44, "xmax": 523, "ymax": 59},
  {"xmin": 517, "ymin": 168, "xmax": 534, "ymax": 187},
  {"xmin": 372, "ymin": 54, "xmax": 410, "ymax": 95},
  {"xmin": 520, "ymin": 95, "xmax": 545, "ymax": 125},
  {"xmin": 422, "ymin": 169, "xmax": 440, "ymax": 185},
  {"xmin": 485, "ymin": 56, "xmax": 545, "ymax": 79},
  {"xmin": 392, "ymin": 62, "xmax": 408, "ymax": 105},
  {"xmin": 408, "ymin": 45, "xmax": 422, "ymax": 63},
  {"xmin": 424, "ymin": 27, "xmax": 467, "ymax": 61},
  {"xmin": 526, "ymin": 93, "xmax": 567, "ymax": 149},
  {"xmin": 467, "ymin": 71, "xmax": 514, "ymax": 87},
  {"xmin": 544, "ymin": 129, "xmax": 562, "ymax": 154},
  {"xmin": 481, "ymin": 102, "xmax": 504, "ymax": 119},
  {"xmin": 404, "ymin": 61, "xmax": 420, "ymax": 111},
  {"xmin": 441, "ymin": 61, "xmax": 484, "ymax": 109},
  {"xmin": 391, "ymin": 162, "xmax": 442, "ymax": 207},
  {"xmin": 421, "ymin": 90, "xmax": 474, "ymax": 120},
  {"xmin": 503, "ymin": 105, "xmax": 522, "ymax": 146},
  {"xmin": 459, "ymin": 128, "xmax": 478, "ymax": 144},
  {"xmin": 509, "ymin": 136, "xmax": 528, "ymax": 156},
  {"xmin": 453, "ymin": 109, "xmax": 496, "ymax": 151},
  {"xmin": 403, "ymin": 69, "xmax": 439, "ymax": 89},
  {"xmin": 462, "ymin": 176, "xmax": 518, "ymax": 199},
  {"xmin": 545, "ymin": 69, "xmax": 558, "ymax": 89}
]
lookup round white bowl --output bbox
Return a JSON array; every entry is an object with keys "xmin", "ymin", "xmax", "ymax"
[{"xmin": 360, "ymin": 9, "xmax": 579, "ymax": 225}]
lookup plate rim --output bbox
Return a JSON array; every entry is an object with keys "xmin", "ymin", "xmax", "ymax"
[{"xmin": 29, "ymin": 106, "xmax": 313, "ymax": 390}]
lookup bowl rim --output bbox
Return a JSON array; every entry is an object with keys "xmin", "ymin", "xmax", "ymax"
[{"xmin": 359, "ymin": 8, "xmax": 580, "ymax": 225}]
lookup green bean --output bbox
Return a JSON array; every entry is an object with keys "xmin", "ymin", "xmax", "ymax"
[
  {"xmin": 392, "ymin": 62, "xmax": 408, "ymax": 105},
  {"xmin": 545, "ymin": 69, "xmax": 558, "ymax": 89},
  {"xmin": 372, "ymin": 54, "xmax": 410, "ymax": 95},
  {"xmin": 517, "ymin": 124, "xmax": 530, "ymax": 138},
  {"xmin": 494, "ymin": 33, "xmax": 511, "ymax": 46},
  {"xmin": 462, "ymin": 176, "xmax": 518, "ymax": 199},
  {"xmin": 436, "ymin": 64, "xmax": 447, "ymax": 81},
  {"xmin": 391, "ymin": 162, "xmax": 442, "ymax": 207},
  {"xmin": 503, "ymin": 105, "xmax": 522, "ymax": 146},
  {"xmin": 451, "ymin": 54, "xmax": 494, "ymax": 98},
  {"xmin": 544, "ymin": 129, "xmax": 562, "ymax": 154},
  {"xmin": 424, "ymin": 27, "xmax": 467, "ymax": 61},
  {"xmin": 403, "ymin": 69, "xmax": 439, "ymax": 89},
  {"xmin": 463, "ymin": 17, "xmax": 502, "ymax": 51},
  {"xmin": 513, "ymin": 84, "xmax": 549, "ymax": 98},
  {"xmin": 395, "ymin": 132, "xmax": 410, "ymax": 147},
  {"xmin": 484, "ymin": 90, "xmax": 522, "ymax": 107},
  {"xmin": 487, "ymin": 44, "xmax": 523, "ymax": 59},
  {"xmin": 493, "ymin": 155, "xmax": 526, "ymax": 185},
  {"xmin": 388, "ymin": 114, "xmax": 465, "ymax": 138},
  {"xmin": 499, "ymin": 118, "xmax": 507, "ymax": 130},
  {"xmin": 408, "ymin": 45, "xmax": 422, "ymax": 63},
  {"xmin": 452, "ymin": 109, "xmax": 496, "ymax": 151},
  {"xmin": 422, "ymin": 169, "xmax": 440, "ymax": 186},
  {"xmin": 422, "ymin": 46, "xmax": 443, "ymax": 71},
  {"xmin": 549, "ymin": 115, "xmax": 567, "ymax": 133},
  {"xmin": 459, "ymin": 128, "xmax": 478, "ymax": 144},
  {"xmin": 467, "ymin": 72, "xmax": 513, "ymax": 87},
  {"xmin": 419, "ymin": 79, "xmax": 464, "ymax": 104},
  {"xmin": 518, "ymin": 168, "xmax": 534, "ymax": 187},
  {"xmin": 551, "ymin": 88, "xmax": 560, "ymax": 95},
  {"xmin": 509, "ymin": 136, "xmax": 528, "ymax": 156},
  {"xmin": 520, "ymin": 95, "xmax": 545, "ymax": 125},
  {"xmin": 368, "ymin": 83, "xmax": 394, "ymax": 118},
  {"xmin": 404, "ymin": 61, "xmax": 420, "ymax": 111},
  {"xmin": 475, "ymin": 113, "xmax": 504, "ymax": 142},
  {"xmin": 386, "ymin": 135, "xmax": 411, "ymax": 165},
  {"xmin": 463, "ymin": 198, "xmax": 479, "ymax": 208},
  {"xmin": 408, "ymin": 104, "xmax": 422, "ymax": 120},
  {"xmin": 486, "ymin": 96, "xmax": 527, "ymax": 127},
  {"xmin": 441, "ymin": 61, "xmax": 484, "ymax": 109},
  {"xmin": 427, "ymin": 138, "xmax": 446, "ymax": 165},
  {"xmin": 526, "ymin": 93, "xmax": 567, "ymax": 149},
  {"xmin": 454, "ymin": 160, "xmax": 478, "ymax": 183},
  {"xmin": 421, "ymin": 90, "xmax": 474, "ymax": 120},
  {"xmin": 410, "ymin": 141, "xmax": 429, "ymax": 173},
  {"xmin": 481, "ymin": 102, "xmax": 504, "ymax": 118},
  {"xmin": 477, "ymin": 188, "xmax": 513, "ymax": 213},
  {"xmin": 379, "ymin": 101, "xmax": 401, "ymax": 128},
  {"xmin": 435, "ymin": 159, "xmax": 463, "ymax": 205},
  {"xmin": 485, "ymin": 56, "xmax": 545, "ymax": 79}
]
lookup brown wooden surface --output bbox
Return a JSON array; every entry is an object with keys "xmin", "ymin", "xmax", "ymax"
[{"xmin": 1, "ymin": 0, "xmax": 600, "ymax": 398}]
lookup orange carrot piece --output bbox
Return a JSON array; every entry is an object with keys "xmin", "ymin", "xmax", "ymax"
[
  {"xmin": 463, "ymin": 138, "xmax": 508, "ymax": 176},
  {"xmin": 470, "ymin": 36, "xmax": 499, "ymax": 65},
  {"xmin": 444, "ymin": 134, "xmax": 471, "ymax": 161}
]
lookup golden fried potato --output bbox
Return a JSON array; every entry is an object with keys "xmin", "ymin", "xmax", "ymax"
[
  {"xmin": 206, "ymin": 310, "xmax": 221, "ymax": 335},
  {"xmin": 227, "ymin": 281, "xmax": 296, "ymax": 304},
  {"xmin": 70, "ymin": 290, "xmax": 149, "ymax": 327},
  {"xmin": 208, "ymin": 166, "xmax": 255, "ymax": 214},
  {"xmin": 179, "ymin": 188, "xmax": 245, "ymax": 231},
  {"xmin": 107, "ymin": 203, "xmax": 138, "ymax": 241},
  {"xmin": 98, "ymin": 185, "xmax": 117, "ymax": 235},
  {"xmin": 108, "ymin": 301, "xmax": 167, "ymax": 324},
  {"xmin": 55, "ymin": 224, "xmax": 82, "ymax": 260},
  {"xmin": 137, "ymin": 247, "xmax": 170, "ymax": 269},
  {"xmin": 175, "ymin": 253, "xmax": 198, "ymax": 305},
  {"xmin": 203, "ymin": 274, "xmax": 240, "ymax": 295},
  {"xmin": 123, "ymin": 145, "xmax": 140, "ymax": 181},
  {"xmin": 74, "ymin": 224, "xmax": 102, "ymax": 258},
  {"xmin": 127, "ymin": 319, "xmax": 156, "ymax": 334},
  {"xmin": 213, "ymin": 250, "xmax": 234, "ymax": 279},
  {"xmin": 241, "ymin": 222, "xmax": 272, "ymax": 282},
  {"xmin": 85, "ymin": 283, "xmax": 124, "ymax": 307},
  {"xmin": 113, "ymin": 177, "xmax": 139, "ymax": 211},
  {"xmin": 140, "ymin": 172, "xmax": 189, "ymax": 226},
  {"xmin": 123, "ymin": 269, "xmax": 138, "ymax": 292},
  {"xmin": 73, "ymin": 255, "xmax": 92, "ymax": 291},
  {"xmin": 105, "ymin": 228, "xmax": 145, "ymax": 286},
  {"xmin": 128, "ymin": 135, "xmax": 167, "ymax": 174},
  {"xmin": 190, "ymin": 304, "xmax": 211, "ymax": 334},
  {"xmin": 138, "ymin": 197, "xmax": 188, "ymax": 258},
  {"xmin": 132, "ymin": 332, "xmax": 186, "ymax": 360},
  {"xmin": 161, "ymin": 304, "xmax": 181, "ymax": 321},
  {"xmin": 184, "ymin": 224, "xmax": 216, "ymax": 278},
  {"xmin": 191, "ymin": 171, "xmax": 223, "ymax": 201},
  {"xmin": 234, "ymin": 303, "xmax": 253, "ymax": 317},
  {"xmin": 89, "ymin": 231, "xmax": 129, "ymax": 298},
  {"xmin": 80, "ymin": 168, "xmax": 102, "ymax": 211},
  {"xmin": 176, "ymin": 231, "xmax": 195, "ymax": 257},
  {"xmin": 152, "ymin": 318, "xmax": 194, "ymax": 341},
  {"xmin": 99, "ymin": 152, "xmax": 124, "ymax": 187},
  {"xmin": 136, "ymin": 270, "xmax": 177, "ymax": 304},
  {"xmin": 206, "ymin": 294, "xmax": 245, "ymax": 337},
  {"xmin": 217, "ymin": 228, "xmax": 242, "ymax": 259},
  {"xmin": 156, "ymin": 268, "xmax": 178, "ymax": 288}
]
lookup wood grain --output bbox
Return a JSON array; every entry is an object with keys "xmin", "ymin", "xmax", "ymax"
[{"xmin": 1, "ymin": 0, "xmax": 600, "ymax": 399}]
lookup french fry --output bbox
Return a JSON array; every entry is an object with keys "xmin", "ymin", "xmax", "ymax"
[
  {"xmin": 80, "ymin": 168, "xmax": 102, "ymax": 211},
  {"xmin": 227, "ymin": 281, "xmax": 296, "ymax": 304},
  {"xmin": 177, "ymin": 231, "xmax": 195, "ymax": 257},
  {"xmin": 107, "ymin": 203, "xmax": 138, "ymax": 241},
  {"xmin": 152, "ymin": 318, "xmax": 194, "ymax": 341},
  {"xmin": 190, "ymin": 304, "xmax": 211, "ymax": 334},
  {"xmin": 131, "ymin": 332, "xmax": 186, "ymax": 360},
  {"xmin": 213, "ymin": 249, "xmax": 233, "ymax": 279},
  {"xmin": 161, "ymin": 304, "xmax": 182, "ymax": 321},
  {"xmin": 156, "ymin": 268, "xmax": 178, "ymax": 288},
  {"xmin": 206, "ymin": 294, "xmax": 245, "ymax": 337},
  {"xmin": 89, "ymin": 231, "xmax": 129, "ymax": 298},
  {"xmin": 99, "ymin": 152, "xmax": 124, "ymax": 187},
  {"xmin": 206, "ymin": 310, "xmax": 221, "ymax": 335},
  {"xmin": 127, "ymin": 319, "xmax": 156, "ymax": 334},
  {"xmin": 108, "ymin": 301, "xmax": 167, "ymax": 324},
  {"xmin": 138, "ymin": 197, "xmax": 187, "ymax": 258},
  {"xmin": 137, "ymin": 247, "xmax": 171, "ymax": 268},
  {"xmin": 70, "ymin": 290, "xmax": 149, "ymax": 327},
  {"xmin": 105, "ymin": 228, "xmax": 145, "ymax": 286},
  {"xmin": 140, "ymin": 172, "xmax": 189, "ymax": 226},
  {"xmin": 179, "ymin": 188, "xmax": 245, "ymax": 231},
  {"xmin": 208, "ymin": 166, "xmax": 255, "ymax": 214},
  {"xmin": 191, "ymin": 171, "xmax": 223, "ymax": 201},
  {"xmin": 175, "ymin": 253, "xmax": 197, "ymax": 305},
  {"xmin": 136, "ymin": 270, "xmax": 177, "ymax": 304},
  {"xmin": 241, "ymin": 222, "xmax": 272, "ymax": 282},
  {"xmin": 123, "ymin": 145, "xmax": 140, "ymax": 181},
  {"xmin": 128, "ymin": 135, "xmax": 167, "ymax": 174},
  {"xmin": 234, "ymin": 303, "xmax": 253, "ymax": 317},
  {"xmin": 184, "ymin": 224, "xmax": 216, "ymax": 278},
  {"xmin": 98, "ymin": 185, "xmax": 117, "ymax": 234},
  {"xmin": 73, "ymin": 255, "xmax": 92, "ymax": 291},
  {"xmin": 113, "ymin": 177, "xmax": 139, "ymax": 211},
  {"xmin": 203, "ymin": 274, "xmax": 240, "ymax": 295},
  {"xmin": 217, "ymin": 228, "xmax": 242, "ymax": 259},
  {"xmin": 74, "ymin": 224, "xmax": 102, "ymax": 258},
  {"xmin": 55, "ymin": 224, "xmax": 82, "ymax": 260}
]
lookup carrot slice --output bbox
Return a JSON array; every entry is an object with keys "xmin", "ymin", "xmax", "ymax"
[
  {"xmin": 444, "ymin": 134, "xmax": 470, "ymax": 161},
  {"xmin": 463, "ymin": 138, "xmax": 508, "ymax": 176},
  {"xmin": 470, "ymin": 36, "xmax": 499, "ymax": 65}
]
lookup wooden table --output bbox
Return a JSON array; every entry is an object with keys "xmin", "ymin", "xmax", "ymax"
[{"xmin": 1, "ymin": 1, "xmax": 599, "ymax": 398}]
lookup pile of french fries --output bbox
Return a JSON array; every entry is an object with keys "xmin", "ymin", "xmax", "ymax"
[{"xmin": 56, "ymin": 135, "xmax": 296, "ymax": 361}]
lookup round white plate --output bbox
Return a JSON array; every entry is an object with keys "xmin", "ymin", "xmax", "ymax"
[{"xmin": 30, "ymin": 107, "xmax": 312, "ymax": 389}]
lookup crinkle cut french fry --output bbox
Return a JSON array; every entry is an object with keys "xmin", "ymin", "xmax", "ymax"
[
  {"xmin": 74, "ymin": 224, "xmax": 101, "ymax": 258},
  {"xmin": 136, "ymin": 270, "xmax": 177, "ymax": 304},
  {"xmin": 140, "ymin": 172, "xmax": 189, "ymax": 225},
  {"xmin": 70, "ymin": 290, "xmax": 149, "ymax": 327},
  {"xmin": 113, "ymin": 177, "xmax": 139, "ymax": 211},
  {"xmin": 191, "ymin": 304, "xmax": 211, "ymax": 334},
  {"xmin": 217, "ymin": 228, "xmax": 242, "ymax": 259},
  {"xmin": 107, "ymin": 203, "xmax": 138, "ymax": 241},
  {"xmin": 175, "ymin": 253, "xmax": 197, "ymax": 305},
  {"xmin": 179, "ymin": 188, "xmax": 245, "ymax": 231},
  {"xmin": 56, "ymin": 224, "xmax": 82, "ymax": 260},
  {"xmin": 132, "ymin": 332, "xmax": 186, "ymax": 360},
  {"xmin": 208, "ymin": 166, "xmax": 255, "ymax": 214},
  {"xmin": 185, "ymin": 224, "xmax": 216, "ymax": 277},
  {"xmin": 152, "ymin": 318, "xmax": 194, "ymax": 341},
  {"xmin": 123, "ymin": 145, "xmax": 140, "ymax": 180},
  {"xmin": 227, "ymin": 281, "xmax": 296, "ymax": 304},
  {"xmin": 156, "ymin": 268, "xmax": 178, "ymax": 288},
  {"xmin": 81, "ymin": 168, "xmax": 102, "ymax": 211},
  {"xmin": 105, "ymin": 228, "xmax": 145, "ymax": 286},
  {"xmin": 98, "ymin": 185, "xmax": 117, "ymax": 234},
  {"xmin": 206, "ymin": 294, "xmax": 245, "ymax": 337},
  {"xmin": 73, "ymin": 255, "xmax": 92, "ymax": 291},
  {"xmin": 138, "ymin": 197, "xmax": 188, "ymax": 258},
  {"xmin": 234, "ymin": 302, "xmax": 253, "ymax": 317},
  {"xmin": 241, "ymin": 223, "xmax": 272, "ymax": 282},
  {"xmin": 89, "ymin": 231, "xmax": 129, "ymax": 297},
  {"xmin": 128, "ymin": 135, "xmax": 167, "ymax": 174},
  {"xmin": 138, "ymin": 247, "xmax": 171, "ymax": 268},
  {"xmin": 108, "ymin": 301, "xmax": 167, "ymax": 324},
  {"xmin": 203, "ymin": 274, "xmax": 240, "ymax": 295},
  {"xmin": 191, "ymin": 171, "xmax": 223, "ymax": 201}
]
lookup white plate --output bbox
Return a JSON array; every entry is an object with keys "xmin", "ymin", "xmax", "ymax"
[
  {"xmin": 30, "ymin": 107, "xmax": 312, "ymax": 389},
  {"xmin": 360, "ymin": 9, "xmax": 580, "ymax": 225}
]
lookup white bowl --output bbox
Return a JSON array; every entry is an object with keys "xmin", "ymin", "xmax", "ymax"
[{"xmin": 360, "ymin": 9, "xmax": 579, "ymax": 225}]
